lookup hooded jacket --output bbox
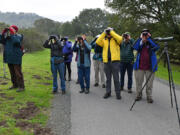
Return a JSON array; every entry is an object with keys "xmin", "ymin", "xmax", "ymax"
[
  {"xmin": 63, "ymin": 41, "xmax": 73, "ymax": 63},
  {"xmin": 96, "ymin": 31, "xmax": 123, "ymax": 63}
]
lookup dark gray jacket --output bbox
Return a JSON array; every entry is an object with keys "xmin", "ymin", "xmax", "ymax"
[{"xmin": 43, "ymin": 40, "xmax": 64, "ymax": 57}]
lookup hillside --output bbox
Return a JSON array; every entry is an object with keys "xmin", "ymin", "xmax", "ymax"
[{"xmin": 0, "ymin": 11, "xmax": 43, "ymax": 28}]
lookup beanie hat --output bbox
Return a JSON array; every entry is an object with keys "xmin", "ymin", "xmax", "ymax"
[{"xmin": 10, "ymin": 25, "xmax": 18, "ymax": 32}]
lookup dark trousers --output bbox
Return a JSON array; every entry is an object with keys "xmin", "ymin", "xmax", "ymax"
[
  {"xmin": 8, "ymin": 64, "xmax": 25, "ymax": 88},
  {"xmin": 64, "ymin": 62, "xmax": 71, "ymax": 79},
  {"xmin": 104, "ymin": 62, "xmax": 120, "ymax": 94},
  {"xmin": 78, "ymin": 65, "xmax": 90, "ymax": 89},
  {"xmin": 120, "ymin": 62, "xmax": 133, "ymax": 89}
]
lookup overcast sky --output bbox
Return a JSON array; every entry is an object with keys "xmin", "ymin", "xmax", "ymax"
[{"xmin": 0, "ymin": 0, "xmax": 106, "ymax": 22}]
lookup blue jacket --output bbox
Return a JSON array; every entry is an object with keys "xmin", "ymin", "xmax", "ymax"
[
  {"xmin": 73, "ymin": 40, "xmax": 91, "ymax": 67},
  {"xmin": 133, "ymin": 37, "xmax": 159, "ymax": 72},
  {"xmin": 90, "ymin": 39, "xmax": 103, "ymax": 61},
  {"xmin": 0, "ymin": 34, "xmax": 23, "ymax": 64},
  {"xmin": 63, "ymin": 41, "xmax": 73, "ymax": 63}
]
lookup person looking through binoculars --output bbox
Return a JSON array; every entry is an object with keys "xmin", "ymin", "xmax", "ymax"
[
  {"xmin": 96, "ymin": 27, "xmax": 123, "ymax": 100},
  {"xmin": 133, "ymin": 29, "xmax": 159, "ymax": 103},
  {"xmin": 0, "ymin": 25, "xmax": 25, "ymax": 92},
  {"xmin": 43, "ymin": 35, "xmax": 66, "ymax": 94},
  {"xmin": 73, "ymin": 35, "xmax": 91, "ymax": 94},
  {"xmin": 120, "ymin": 32, "xmax": 134, "ymax": 93}
]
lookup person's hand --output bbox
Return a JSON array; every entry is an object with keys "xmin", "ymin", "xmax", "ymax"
[
  {"xmin": 126, "ymin": 35, "xmax": 131, "ymax": 41},
  {"xmin": 82, "ymin": 35, "xmax": 86, "ymax": 40},
  {"xmin": 107, "ymin": 27, "xmax": 113, "ymax": 32}
]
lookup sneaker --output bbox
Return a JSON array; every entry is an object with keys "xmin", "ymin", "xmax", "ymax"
[
  {"xmin": 16, "ymin": 88, "xmax": 25, "ymax": 92},
  {"xmin": 94, "ymin": 83, "xmax": 99, "ymax": 87},
  {"xmin": 103, "ymin": 92, "xmax": 111, "ymax": 99},
  {"xmin": 85, "ymin": 88, "xmax": 89, "ymax": 94},
  {"xmin": 102, "ymin": 84, "xmax": 106, "ymax": 88},
  {"xmin": 147, "ymin": 98, "xmax": 153, "ymax": 103},
  {"xmin": 128, "ymin": 88, "xmax": 132, "ymax": 94},
  {"xmin": 135, "ymin": 96, "xmax": 142, "ymax": 101},
  {"xmin": 79, "ymin": 88, "xmax": 85, "ymax": 93},
  {"xmin": 120, "ymin": 87, "xmax": 124, "ymax": 91}
]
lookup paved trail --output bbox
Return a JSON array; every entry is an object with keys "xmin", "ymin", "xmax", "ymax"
[{"xmin": 49, "ymin": 59, "xmax": 180, "ymax": 135}]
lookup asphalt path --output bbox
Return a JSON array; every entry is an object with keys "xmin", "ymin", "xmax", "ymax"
[{"xmin": 49, "ymin": 57, "xmax": 180, "ymax": 135}]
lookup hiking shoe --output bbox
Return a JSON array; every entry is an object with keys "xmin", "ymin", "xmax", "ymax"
[
  {"xmin": 102, "ymin": 84, "xmax": 106, "ymax": 88},
  {"xmin": 16, "ymin": 88, "xmax": 25, "ymax": 92},
  {"xmin": 52, "ymin": 91, "xmax": 58, "ymax": 94},
  {"xmin": 85, "ymin": 88, "xmax": 89, "ymax": 94},
  {"xmin": 94, "ymin": 83, "xmax": 99, "ymax": 87},
  {"xmin": 103, "ymin": 92, "xmax": 111, "ymax": 99},
  {"xmin": 135, "ymin": 96, "xmax": 142, "ymax": 101},
  {"xmin": 76, "ymin": 80, "xmax": 79, "ymax": 84},
  {"xmin": 8, "ymin": 86, "xmax": 18, "ymax": 90},
  {"xmin": 128, "ymin": 88, "xmax": 132, "ymax": 94},
  {"xmin": 116, "ymin": 93, "xmax": 121, "ymax": 100},
  {"xmin": 79, "ymin": 89, "xmax": 85, "ymax": 93},
  {"xmin": 62, "ymin": 91, "xmax": 66, "ymax": 95},
  {"xmin": 147, "ymin": 98, "xmax": 153, "ymax": 104}
]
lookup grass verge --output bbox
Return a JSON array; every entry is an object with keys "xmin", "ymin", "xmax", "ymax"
[
  {"xmin": 0, "ymin": 49, "xmax": 53, "ymax": 135},
  {"xmin": 155, "ymin": 61, "xmax": 180, "ymax": 86}
]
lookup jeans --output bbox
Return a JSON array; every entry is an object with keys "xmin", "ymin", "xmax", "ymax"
[
  {"xmin": 120, "ymin": 62, "xmax": 133, "ymax": 89},
  {"xmin": 51, "ymin": 59, "xmax": 65, "ymax": 92},
  {"xmin": 78, "ymin": 65, "xmax": 90, "ymax": 89}
]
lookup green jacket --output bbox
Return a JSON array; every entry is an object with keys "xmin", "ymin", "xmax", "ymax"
[{"xmin": 120, "ymin": 39, "xmax": 134, "ymax": 63}]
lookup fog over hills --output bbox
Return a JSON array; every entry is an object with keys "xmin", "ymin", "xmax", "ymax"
[{"xmin": 0, "ymin": 11, "xmax": 43, "ymax": 28}]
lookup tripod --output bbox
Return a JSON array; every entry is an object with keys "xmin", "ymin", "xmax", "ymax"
[{"xmin": 130, "ymin": 41, "xmax": 180, "ymax": 127}]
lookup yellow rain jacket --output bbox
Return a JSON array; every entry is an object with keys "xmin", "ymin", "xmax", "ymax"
[{"xmin": 96, "ymin": 31, "xmax": 123, "ymax": 63}]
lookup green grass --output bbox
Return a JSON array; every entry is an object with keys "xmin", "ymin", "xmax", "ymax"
[
  {"xmin": 0, "ymin": 49, "xmax": 53, "ymax": 135},
  {"xmin": 156, "ymin": 61, "xmax": 180, "ymax": 85}
]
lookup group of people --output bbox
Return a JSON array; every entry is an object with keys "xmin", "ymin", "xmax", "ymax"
[
  {"xmin": 71, "ymin": 27, "xmax": 159, "ymax": 103},
  {"xmin": 0, "ymin": 25, "xmax": 159, "ymax": 103}
]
